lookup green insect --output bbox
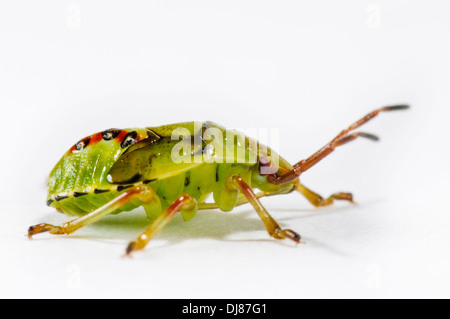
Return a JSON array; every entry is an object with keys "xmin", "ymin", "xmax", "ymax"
[{"xmin": 28, "ymin": 105, "xmax": 409, "ymax": 256}]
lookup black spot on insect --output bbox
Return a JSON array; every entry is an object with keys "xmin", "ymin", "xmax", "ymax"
[
  {"xmin": 117, "ymin": 185, "xmax": 133, "ymax": 192},
  {"xmin": 46, "ymin": 199, "xmax": 54, "ymax": 206},
  {"xmin": 75, "ymin": 136, "xmax": 91, "ymax": 151},
  {"xmin": 73, "ymin": 192, "xmax": 88, "ymax": 198},
  {"xmin": 143, "ymin": 179, "xmax": 157, "ymax": 184},
  {"xmin": 94, "ymin": 189, "xmax": 109, "ymax": 194},
  {"xmin": 55, "ymin": 195, "xmax": 69, "ymax": 202},
  {"xmin": 162, "ymin": 196, "xmax": 166, "ymax": 200},
  {"xmin": 116, "ymin": 173, "xmax": 142, "ymax": 184},
  {"xmin": 215, "ymin": 167, "xmax": 219, "ymax": 182},
  {"xmin": 197, "ymin": 187, "xmax": 200, "ymax": 191},
  {"xmin": 184, "ymin": 175, "xmax": 190, "ymax": 187},
  {"xmin": 102, "ymin": 129, "xmax": 122, "ymax": 141},
  {"xmin": 121, "ymin": 131, "xmax": 138, "ymax": 149}
]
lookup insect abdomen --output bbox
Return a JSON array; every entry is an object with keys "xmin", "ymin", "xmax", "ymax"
[{"xmin": 152, "ymin": 163, "xmax": 254, "ymax": 217}]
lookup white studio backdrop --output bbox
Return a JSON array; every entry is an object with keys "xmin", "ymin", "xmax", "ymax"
[{"xmin": 0, "ymin": 1, "xmax": 449, "ymax": 298}]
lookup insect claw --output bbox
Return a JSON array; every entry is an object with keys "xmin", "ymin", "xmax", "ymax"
[
  {"xmin": 277, "ymin": 229, "xmax": 302, "ymax": 243},
  {"xmin": 124, "ymin": 241, "xmax": 140, "ymax": 257},
  {"xmin": 27, "ymin": 227, "xmax": 34, "ymax": 239},
  {"xmin": 125, "ymin": 246, "xmax": 133, "ymax": 257},
  {"xmin": 27, "ymin": 224, "xmax": 48, "ymax": 239},
  {"xmin": 27, "ymin": 223, "xmax": 66, "ymax": 239}
]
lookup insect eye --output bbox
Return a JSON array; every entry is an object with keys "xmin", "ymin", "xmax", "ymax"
[
  {"xmin": 102, "ymin": 129, "xmax": 121, "ymax": 141},
  {"xmin": 75, "ymin": 137, "xmax": 91, "ymax": 151},
  {"xmin": 121, "ymin": 131, "xmax": 138, "ymax": 148}
]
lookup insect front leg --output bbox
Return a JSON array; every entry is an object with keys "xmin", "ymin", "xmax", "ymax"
[
  {"xmin": 28, "ymin": 184, "xmax": 157, "ymax": 238},
  {"xmin": 228, "ymin": 175, "xmax": 302, "ymax": 243},
  {"xmin": 125, "ymin": 193, "xmax": 197, "ymax": 256},
  {"xmin": 296, "ymin": 183, "xmax": 354, "ymax": 207}
]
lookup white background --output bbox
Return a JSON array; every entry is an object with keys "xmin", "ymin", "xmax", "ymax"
[{"xmin": 1, "ymin": 1, "xmax": 449, "ymax": 299}]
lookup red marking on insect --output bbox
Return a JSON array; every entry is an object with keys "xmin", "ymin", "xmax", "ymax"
[
  {"xmin": 69, "ymin": 131, "xmax": 121, "ymax": 154},
  {"xmin": 115, "ymin": 130, "xmax": 130, "ymax": 145}
]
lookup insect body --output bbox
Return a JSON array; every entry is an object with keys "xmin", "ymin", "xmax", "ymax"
[{"xmin": 28, "ymin": 105, "xmax": 409, "ymax": 255}]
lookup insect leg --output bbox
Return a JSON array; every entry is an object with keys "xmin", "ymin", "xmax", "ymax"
[
  {"xmin": 272, "ymin": 105, "xmax": 409, "ymax": 185},
  {"xmin": 229, "ymin": 175, "xmax": 302, "ymax": 243},
  {"xmin": 28, "ymin": 184, "xmax": 156, "ymax": 238},
  {"xmin": 296, "ymin": 183, "xmax": 354, "ymax": 207},
  {"xmin": 125, "ymin": 193, "xmax": 197, "ymax": 256}
]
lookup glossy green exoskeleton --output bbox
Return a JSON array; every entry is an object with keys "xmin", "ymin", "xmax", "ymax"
[{"xmin": 28, "ymin": 105, "xmax": 409, "ymax": 255}]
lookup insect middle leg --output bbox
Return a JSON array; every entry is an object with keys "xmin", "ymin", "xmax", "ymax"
[
  {"xmin": 271, "ymin": 105, "xmax": 409, "ymax": 185},
  {"xmin": 27, "ymin": 184, "xmax": 157, "ymax": 238},
  {"xmin": 125, "ymin": 193, "xmax": 197, "ymax": 256},
  {"xmin": 228, "ymin": 175, "xmax": 301, "ymax": 243}
]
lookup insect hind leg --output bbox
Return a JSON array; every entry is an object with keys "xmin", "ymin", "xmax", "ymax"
[{"xmin": 28, "ymin": 184, "xmax": 157, "ymax": 239}]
